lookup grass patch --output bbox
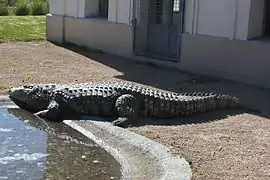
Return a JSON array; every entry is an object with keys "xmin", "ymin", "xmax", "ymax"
[{"xmin": 0, "ymin": 16, "xmax": 46, "ymax": 42}]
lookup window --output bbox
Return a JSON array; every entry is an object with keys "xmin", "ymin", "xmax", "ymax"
[
  {"xmin": 99, "ymin": 0, "xmax": 109, "ymax": 18},
  {"xmin": 148, "ymin": 0, "xmax": 181, "ymax": 24},
  {"xmin": 148, "ymin": 0, "xmax": 164, "ymax": 24},
  {"xmin": 85, "ymin": 0, "xmax": 109, "ymax": 19},
  {"xmin": 173, "ymin": 0, "xmax": 180, "ymax": 13}
]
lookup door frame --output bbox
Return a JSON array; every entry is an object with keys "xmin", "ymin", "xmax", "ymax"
[{"xmin": 132, "ymin": 0, "xmax": 185, "ymax": 62}]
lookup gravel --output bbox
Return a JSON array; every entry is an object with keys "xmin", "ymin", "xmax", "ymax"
[{"xmin": 1, "ymin": 41, "xmax": 270, "ymax": 179}]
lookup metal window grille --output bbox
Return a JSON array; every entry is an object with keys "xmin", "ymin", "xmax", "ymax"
[
  {"xmin": 173, "ymin": 0, "xmax": 180, "ymax": 12},
  {"xmin": 148, "ymin": 0, "xmax": 164, "ymax": 24}
]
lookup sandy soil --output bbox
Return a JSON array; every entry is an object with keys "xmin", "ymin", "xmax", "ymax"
[{"xmin": 1, "ymin": 41, "xmax": 270, "ymax": 180}]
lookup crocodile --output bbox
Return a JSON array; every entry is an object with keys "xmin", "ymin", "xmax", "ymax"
[{"xmin": 8, "ymin": 82, "xmax": 240, "ymax": 127}]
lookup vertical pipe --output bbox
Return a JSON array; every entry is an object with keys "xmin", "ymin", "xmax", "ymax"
[
  {"xmin": 77, "ymin": 0, "xmax": 79, "ymax": 18},
  {"xmin": 231, "ymin": 0, "xmax": 238, "ymax": 40},
  {"xmin": 63, "ymin": 0, "xmax": 66, "ymax": 42},
  {"xmin": 132, "ymin": 0, "xmax": 138, "ymax": 54},
  {"xmin": 115, "ymin": 0, "xmax": 118, "ymax": 23},
  {"xmin": 176, "ymin": 0, "xmax": 186, "ymax": 60},
  {"xmin": 192, "ymin": 0, "xmax": 198, "ymax": 35},
  {"xmin": 129, "ymin": 0, "xmax": 132, "ymax": 26}
]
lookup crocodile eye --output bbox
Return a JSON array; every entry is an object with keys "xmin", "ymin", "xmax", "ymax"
[{"xmin": 24, "ymin": 85, "xmax": 33, "ymax": 89}]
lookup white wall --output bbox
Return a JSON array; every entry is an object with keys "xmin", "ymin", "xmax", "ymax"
[
  {"xmin": 197, "ymin": 0, "xmax": 235, "ymax": 38},
  {"xmin": 49, "ymin": 0, "xmax": 133, "ymax": 24},
  {"xmin": 184, "ymin": 0, "xmax": 258, "ymax": 40},
  {"xmin": 50, "ymin": 0, "xmax": 265, "ymax": 39},
  {"xmin": 49, "ymin": 0, "xmax": 65, "ymax": 15},
  {"xmin": 65, "ymin": 0, "xmax": 78, "ymax": 16},
  {"xmin": 50, "ymin": 0, "xmax": 84, "ymax": 17},
  {"xmin": 78, "ymin": 0, "xmax": 86, "ymax": 17},
  {"xmin": 108, "ymin": 0, "xmax": 133, "ymax": 24},
  {"xmin": 234, "ymin": 0, "xmax": 250, "ymax": 40},
  {"xmin": 64, "ymin": 17, "xmax": 134, "ymax": 57}
]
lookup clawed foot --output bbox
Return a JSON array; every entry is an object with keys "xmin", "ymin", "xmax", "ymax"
[
  {"xmin": 34, "ymin": 110, "xmax": 49, "ymax": 119},
  {"xmin": 111, "ymin": 117, "xmax": 132, "ymax": 128},
  {"xmin": 33, "ymin": 109, "xmax": 62, "ymax": 121}
]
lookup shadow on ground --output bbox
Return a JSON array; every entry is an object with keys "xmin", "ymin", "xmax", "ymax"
[
  {"xmin": 11, "ymin": 106, "xmax": 261, "ymax": 128},
  {"xmin": 22, "ymin": 107, "xmax": 263, "ymax": 128},
  {"xmin": 48, "ymin": 42, "xmax": 270, "ymax": 124},
  {"xmin": 72, "ymin": 108, "xmax": 262, "ymax": 127}
]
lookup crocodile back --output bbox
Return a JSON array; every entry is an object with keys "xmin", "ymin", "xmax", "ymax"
[{"xmin": 48, "ymin": 82, "xmax": 239, "ymax": 118}]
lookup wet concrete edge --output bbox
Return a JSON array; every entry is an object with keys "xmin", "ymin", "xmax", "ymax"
[
  {"xmin": 74, "ymin": 120, "xmax": 192, "ymax": 180},
  {"xmin": 63, "ymin": 120, "xmax": 133, "ymax": 180},
  {"xmin": 0, "ymin": 96, "xmax": 192, "ymax": 180}
]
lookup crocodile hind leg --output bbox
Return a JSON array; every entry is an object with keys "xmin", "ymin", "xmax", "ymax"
[
  {"xmin": 34, "ymin": 100, "xmax": 66, "ymax": 121},
  {"xmin": 112, "ymin": 94, "xmax": 139, "ymax": 128}
]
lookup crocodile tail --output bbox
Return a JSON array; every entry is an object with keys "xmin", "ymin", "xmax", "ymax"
[
  {"xmin": 179, "ymin": 92, "xmax": 216, "ymax": 97},
  {"xmin": 215, "ymin": 94, "xmax": 241, "ymax": 109}
]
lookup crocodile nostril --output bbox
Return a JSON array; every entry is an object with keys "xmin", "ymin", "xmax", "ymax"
[{"xmin": 8, "ymin": 88, "xmax": 13, "ymax": 94}]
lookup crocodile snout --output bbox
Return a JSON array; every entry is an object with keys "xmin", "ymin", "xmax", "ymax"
[
  {"xmin": 8, "ymin": 87, "xmax": 14, "ymax": 95},
  {"xmin": 8, "ymin": 87, "xmax": 25, "ymax": 98}
]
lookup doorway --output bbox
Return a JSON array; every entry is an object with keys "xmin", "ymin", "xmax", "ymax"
[
  {"xmin": 146, "ymin": 0, "xmax": 184, "ymax": 60},
  {"xmin": 264, "ymin": 0, "xmax": 270, "ymax": 36}
]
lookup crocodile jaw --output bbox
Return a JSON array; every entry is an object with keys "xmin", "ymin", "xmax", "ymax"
[
  {"xmin": 8, "ymin": 86, "xmax": 47, "ymax": 113},
  {"xmin": 8, "ymin": 86, "xmax": 30, "ymax": 103}
]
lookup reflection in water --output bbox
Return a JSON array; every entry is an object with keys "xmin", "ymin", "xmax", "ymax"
[{"xmin": 0, "ymin": 108, "xmax": 121, "ymax": 180}]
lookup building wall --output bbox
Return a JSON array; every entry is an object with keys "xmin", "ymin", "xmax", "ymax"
[
  {"xmin": 46, "ymin": 14, "xmax": 65, "ymax": 43},
  {"xmin": 65, "ymin": 0, "xmax": 78, "ymax": 16},
  {"xmin": 178, "ymin": 0, "xmax": 270, "ymax": 88},
  {"xmin": 64, "ymin": 17, "xmax": 133, "ymax": 57},
  {"xmin": 136, "ymin": 0, "xmax": 270, "ymax": 88},
  {"xmin": 183, "ymin": 0, "xmax": 252, "ymax": 40},
  {"xmin": 49, "ymin": 0, "xmax": 65, "ymax": 15},
  {"xmin": 180, "ymin": 34, "xmax": 270, "ymax": 88},
  {"xmin": 234, "ymin": 0, "xmax": 251, "ymax": 40},
  {"xmin": 47, "ymin": 0, "xmax": 134, "ymax": 57},
  {"xmin": 47, "ymin": 0, "xmax": 270, "ymax": 88},
  {"xmin": 184, "ymin": 0, "xmax": 266, "ymax": 40}
]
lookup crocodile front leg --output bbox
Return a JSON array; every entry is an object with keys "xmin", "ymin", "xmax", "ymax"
[
  {"xmin": 34, "ymin": 100, "xmax": 65, "ymax": 121},
  {"xmin": 112, "ymin": 94, "xmax": 139, "ymax": 128}
]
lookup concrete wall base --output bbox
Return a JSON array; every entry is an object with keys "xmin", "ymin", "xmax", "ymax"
[{"xmin": 46, "ymin": 14, "xmax": 64, "ymax": 43}]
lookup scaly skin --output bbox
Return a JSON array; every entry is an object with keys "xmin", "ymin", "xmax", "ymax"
[{"xmin": 8, "ymin": 82, "xmax": 240, "ymax": 127}]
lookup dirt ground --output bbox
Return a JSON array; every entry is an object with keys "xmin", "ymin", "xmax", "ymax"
[{"xmin": 1, "ymin": 41, "xmax": 270, "ymax": 180}]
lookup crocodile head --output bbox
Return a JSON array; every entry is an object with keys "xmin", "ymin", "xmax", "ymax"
[{"xmin": 8, "ymin": 84, "xmax": 56, "ymax": 113}]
